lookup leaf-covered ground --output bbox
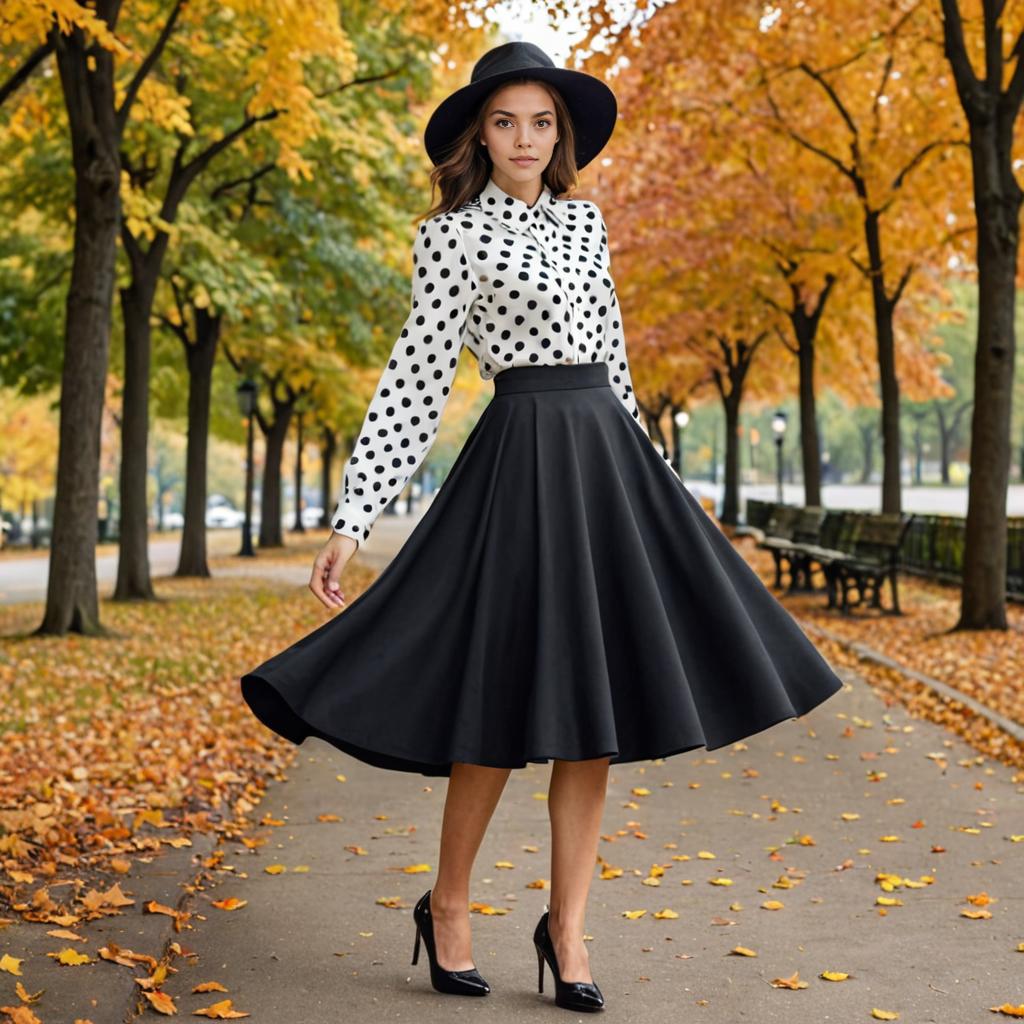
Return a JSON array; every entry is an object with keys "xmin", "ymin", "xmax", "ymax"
[{"xmin": 0, "ymin": 545, "xmax": 381, "ymax": 896}]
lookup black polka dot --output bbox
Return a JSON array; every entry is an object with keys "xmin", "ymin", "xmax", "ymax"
[{"xmin": 330, "ymin": 179, "xmax": 644, "ymax": 545}]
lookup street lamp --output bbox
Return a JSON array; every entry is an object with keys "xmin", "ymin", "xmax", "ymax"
[
  {"xmin": 673, "ymin": 409, "xmax": 690, "ymax": 480},
  {"xmin": 771, "ymin": 410, "xmax": 787, "ymax": 503},
  {"xmin": 236, "ymin": 378, "xmax": 258, "ymax": 557}
]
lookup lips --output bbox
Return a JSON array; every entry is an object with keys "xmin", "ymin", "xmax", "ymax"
[{"xmin": 512, "ymin": 158, "xmax": 537, "ymax": 164}]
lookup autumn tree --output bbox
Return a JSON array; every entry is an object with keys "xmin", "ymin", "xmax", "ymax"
[{"xmin": 939, "ymin": 0, "xmax": 1024, "ymax": 629}]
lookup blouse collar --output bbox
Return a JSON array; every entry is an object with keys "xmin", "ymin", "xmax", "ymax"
[{"xmin": 477, "ymin": 175, "xmax": 564, "ymax": 229}]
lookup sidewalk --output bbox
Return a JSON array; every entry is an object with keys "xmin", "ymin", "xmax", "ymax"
[{"xmin": 153, "ymin": 669, "xmax": 1022, "ymax": 1023}]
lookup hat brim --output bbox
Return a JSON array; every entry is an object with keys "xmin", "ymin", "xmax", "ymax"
[{"xmin": 424, "ymin": 66, "xmax": 617, "ymax": 172}]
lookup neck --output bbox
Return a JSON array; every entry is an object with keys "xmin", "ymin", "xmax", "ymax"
[{"xmin": 489, "ymin": 170, "xmax": 544, "ymax": 208}]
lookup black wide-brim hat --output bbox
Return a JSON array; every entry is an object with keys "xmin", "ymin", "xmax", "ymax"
[{"xmin": 424, "ymin": 41, "xmax": 617, "ymax": 171}]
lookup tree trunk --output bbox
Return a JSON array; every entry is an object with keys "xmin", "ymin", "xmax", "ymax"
[
  {"xmin": 940, "ymin": 0, "xmax": 1023, "ymax": 629},
  {"xmin": 936, "ymin": 405, "xmax": 951, "ymax": 484},
  {"xmin": 291, "ymin": 410, "xmax": 305, "ymax": 532},
  {"xmin": 37, "ymin": 22, "xmax": 121, "ymax": 636},
  {"xmin": 319, "ymin": 426, "xmax": 336, "ymax": 528},
  {"xmin": 176, "ymin": 310, "xmax": 221, "ymax": 577},
  {"xmin": 113, "ymin": 274, "xmax": 158, "ymax": 600},
  {"xmin": 863, "ymin": 210, "xmax": 902, "ymax": 514},
  {"xmin": 958, "ymin": 162, "xmax": 1018, "ymax": 628},
  {"xmin": 258, "ymin": 406, "xmax": 294, "ymax": 548},
  {"xmin": 720, "ymin": 391, "xmax": 742, "ymax": 526},
  {"xmin": 796, "ymin": 339, "xmax": 822, "ymax": 507},
  {"xmin": 859, "ymin": 424, "xmax": 874, "ymax": 484}
]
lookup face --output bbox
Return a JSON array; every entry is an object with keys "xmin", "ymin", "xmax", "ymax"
[{"xmin": 479, "ymin": 81, "xmax": 560, "ymax": 188}]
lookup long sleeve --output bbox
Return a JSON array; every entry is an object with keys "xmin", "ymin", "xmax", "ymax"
[
  {"xmin": 331, "ymin": 215, "xmax": 476, "ymax": 549},
  {"xmin": 594, "ymin": 207, "xmax": 642, "ymax": 424}
]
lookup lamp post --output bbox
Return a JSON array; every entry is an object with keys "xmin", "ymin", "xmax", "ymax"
[
  {"xmin": 673, "ymin": 409, "xmax": 690, "ymax": 480},
  {"xmin": 771, "ymin": 411, "xmax": 787, "ymax": 503},
  {"xmin": 236, "ymin": 378, "xmax": 258, "ymax": 557},
  {"xmin": 749, "ymin": 426, "xmax": 761, "ymax": 483}
]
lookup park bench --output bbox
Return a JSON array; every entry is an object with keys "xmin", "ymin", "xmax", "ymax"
[
  {"xmin": 830, "ymin": 512, "xmax": 914, "ymax": 615},
  {"xmin": 758, "ymin": 505, "xmax": 828, "ymax": 591},
  {"xmin": 783, "ymin": 510, "xmax": 867, "ymax": 603},
  {"xmin": 751, "ymin": 505, "xmax": 802, "ymax": 587},
  {"xmin": 735, "ymin": 499, "xmax": 781, "ymax": 542}
]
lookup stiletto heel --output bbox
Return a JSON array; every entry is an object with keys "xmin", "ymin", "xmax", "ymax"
[
  {"xmin": 532, "ymin": 908, "xmax": 605, "ymax": 1012},
  {"xmin": 411, "ymin": 889, "xmax": 490, "ymax": 996}
]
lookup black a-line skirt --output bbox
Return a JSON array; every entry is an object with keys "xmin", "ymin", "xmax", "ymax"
[{"xmin": 239, "ymin": 361, "xmax": 844, "ymax": 777}]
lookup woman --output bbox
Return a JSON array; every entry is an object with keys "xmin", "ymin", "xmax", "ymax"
[{"xmin": 240, "ymin": 40, "xmax": 844, "ymax": 1013}]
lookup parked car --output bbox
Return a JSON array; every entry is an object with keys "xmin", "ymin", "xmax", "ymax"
[
  {"xmin": 300, "ymin": 505, "xmax": 325, "ymax": 529},
  {"xmin": 205, "ymin": 505, "xmax": 246, "ymax": 528}
]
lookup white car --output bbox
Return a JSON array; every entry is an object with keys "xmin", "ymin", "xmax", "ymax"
[{"xmin": 205, "ymin": 506, "xmax": 246, "ymax": 528}]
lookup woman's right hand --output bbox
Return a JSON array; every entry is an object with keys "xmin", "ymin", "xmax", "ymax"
[{"xmin": 309, "ymin": 532, "xmax": 359, "ymax": 610}]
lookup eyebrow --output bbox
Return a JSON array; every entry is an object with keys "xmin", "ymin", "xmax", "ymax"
[{"xmin": 489, "ymin": 109, "xmax": 554, "ymax": 118}]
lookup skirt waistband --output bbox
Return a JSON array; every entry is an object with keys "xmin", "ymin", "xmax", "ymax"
[{"xmin": 493, "ymin": 362, "xmax": 610, "ymax": 395}]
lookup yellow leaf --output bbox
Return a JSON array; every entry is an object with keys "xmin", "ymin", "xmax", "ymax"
[
  {"xmin": 708, "ymin": 878, "xmax": 733, "ymax": 886},
  {"xmin": 47, "ymin": 947, "xmax": 92, "ymax": 965},
  {"xmin": 761, "ymin": 900, "xmax": 785, "ymax": 910},
  {"xmin": 697, "ymin": 851, "xmax": 716, "ymax": 859},
  {"xmin": 729, "ymin": 946, "xmax": 757, "ymax": 957},
  {"xmin": 494, "ymin": 861, "xmax": 515, "ymax": 869},
  {"xmin": 335, "ymin": 774, "xmax": 347, "ymax": 782},
  {"xmin": 653, "ymin": 908, "xmax": 679, "ymax": 919},
  {"xmin": 264, "ymin": 865, "xmax": 286, "ymax": 875},
  {"xmin": 876, "ymin": 897, "xmax": 903, "ymax": 906},
  {"xmin": 402, "ymin": 864, "xmax": 431, "ymax": 873},
  {"xmin": 820, "ymin": 970, "xmax": 849, "ymax": 981},
  {"xmin": 0, "ymin": 954, "xmax": 24, "ymax": 976},
  {"xmin": 870, "ymin": 1011, "xmax": 900, "ymax": 1021},
  {"xmin": 143, "ymin": 989, "xmax": 178, "ymax": 1014},
  {"xmin": 194, "ymin": 998, "xmax": 250, "ymax": 1018},
  {"xmin": 622, "ymin": 909, "xmax": 647, "ymax": 919},
  {"xmin": 193, "ymin": 982, "xmax": 230, "ymax": 993}
]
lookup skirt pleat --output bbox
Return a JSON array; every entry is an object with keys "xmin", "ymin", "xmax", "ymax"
[{"xmin": 239, "ymin": 362, "xmax": 844, "ymax": 776}]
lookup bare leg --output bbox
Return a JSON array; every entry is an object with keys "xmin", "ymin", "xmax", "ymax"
[
  {"xmin": 428, "ymin": 762, "xmax": 512, "ymax": 971},
  {"xmin": 547, "ymin": 756, "xmax": 611, "ymax": 983}
]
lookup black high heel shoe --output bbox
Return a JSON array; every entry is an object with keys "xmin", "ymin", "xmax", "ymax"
[
  {"xmin": 533, "ymin": 908, "xmax": 605, "ymax": 1012},
  {"xmin": 411, "ymin": 889, "xmax": 490, "ymax": 996}
]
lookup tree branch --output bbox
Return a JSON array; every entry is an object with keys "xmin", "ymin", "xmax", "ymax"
[
  {"xmin": 312, "ymin": 64, "xmax": 409, "ymax": 100},
  {"xmin": 115, "ymin": 0, "xmax": 186, "ymax": 136},
  {"xmin": 0, "ymin": 41, "xmax": 54, "ymax": 108}
]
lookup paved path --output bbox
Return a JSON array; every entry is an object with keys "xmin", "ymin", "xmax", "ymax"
[{"xmin": 155, "ymin": 674, "xmax": 1022, "ymax": 1023}]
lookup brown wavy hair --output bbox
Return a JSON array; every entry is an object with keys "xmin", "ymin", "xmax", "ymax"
[{"xmin": 418, "ymin": 77, "xmax": 580, "ymax": 223}]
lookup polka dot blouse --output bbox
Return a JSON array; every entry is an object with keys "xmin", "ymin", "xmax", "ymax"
[{"xmin": 331, "ymin": 174, "xmax": 644, "ymax": 549}]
